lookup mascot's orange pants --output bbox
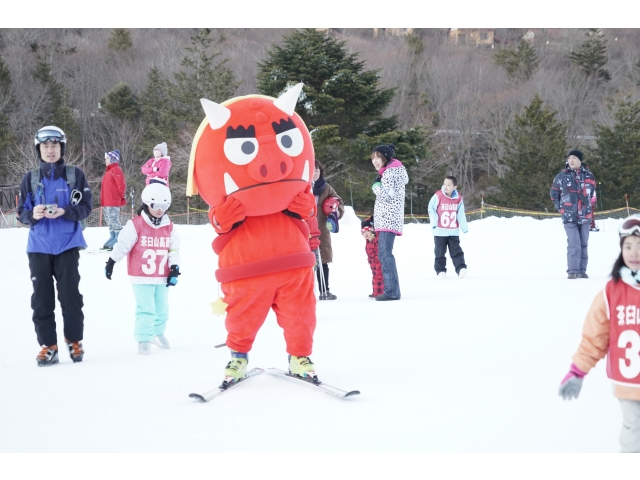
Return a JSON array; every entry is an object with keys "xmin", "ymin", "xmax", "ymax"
[{"xmin": 222, "ymin": 266, "xmax": 316, "ymax": 356}]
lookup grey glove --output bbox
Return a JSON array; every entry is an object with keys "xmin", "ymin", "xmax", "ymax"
[{"xmin": 558, "ymin": 376, "xmax": 583, "ymax": 400}]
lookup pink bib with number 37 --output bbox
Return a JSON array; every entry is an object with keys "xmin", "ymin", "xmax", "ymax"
[{"xmin": 127, "ymin": 215, "xmax": 173, "ymax": 279}]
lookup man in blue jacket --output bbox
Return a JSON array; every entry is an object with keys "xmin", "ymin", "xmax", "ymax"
[
  {"xmin": 17, "ymin": 126, "xmax": 92, "ymax": 366},
  {"xmin": 550, "ymin": 150, "xmax": 596, "ymax": 279}
]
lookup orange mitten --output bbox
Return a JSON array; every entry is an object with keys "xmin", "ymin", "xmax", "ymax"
[
  {"xmin": 210, "ymin": 195, "xmax": 246, "ymax": 233},
  {"xmin": 287, "ymin": 185, "xmax": 316, "ymax": 219}
]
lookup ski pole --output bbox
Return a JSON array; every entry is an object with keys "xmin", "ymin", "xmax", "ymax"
[
  {"xmin": 130, "ymin": 187, "xmax": 135, "ymax": 220},
  {"xmin": 313, "ymin": 248, "xmax": 326, "ymax": 295},
  {"xmin": 315, "ymin": 249, "xmax": 327, "ymax": 296}
]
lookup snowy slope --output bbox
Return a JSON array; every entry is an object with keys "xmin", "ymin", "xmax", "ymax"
[{"xmin": 0, "ymin": 209, "xmax": 625, "ymax": 452}]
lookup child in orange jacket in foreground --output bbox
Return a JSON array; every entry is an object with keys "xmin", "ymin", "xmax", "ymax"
[{"xmin": 559, "ymin": 214, "xmax": 640, "ymax": 452}]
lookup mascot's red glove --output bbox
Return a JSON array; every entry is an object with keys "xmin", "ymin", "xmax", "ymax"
[
  {"xmin": 309, "ymin": 237, "xmax": 321, "ymax": 250},
  {"xmin": 286, "ymin": 185, "xmax": 316, "ymax": 220},
  {"xmin": 307, "ymin": 216, "xmax": 321, "ymax": 251},
  {"xmin": 210, "ymin": 195, "xmax": 246, "ymax": 233}
]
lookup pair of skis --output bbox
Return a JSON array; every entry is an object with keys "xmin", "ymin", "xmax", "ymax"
[{"xmin": 189, "ymin": 368, "xmax": 360, "ymax": 402}]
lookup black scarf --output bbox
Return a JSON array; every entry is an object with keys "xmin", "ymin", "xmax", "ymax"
[{"xmin": 313, "ymin": 177, "xmax": 326, "ymax": 196}]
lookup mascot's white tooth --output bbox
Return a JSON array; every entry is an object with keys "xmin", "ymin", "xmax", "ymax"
[
  {"xmin": 302, "ymin": 160, "xmax": 310, "ymax": 182},
  {"xmin": 200, "ymin": 98, "xmax": 231, "ymax": 130},
  {"xmin": 224, "ymin": 172, "xmax": 239, "ymax": 195},
  {"xmin": 273, "ymin": 83, "xmax": 303, "ymax": 115}
]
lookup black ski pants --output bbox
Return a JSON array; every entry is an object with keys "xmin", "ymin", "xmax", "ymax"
[
  {"xmin": 315, "ymin": 262, "xmax": 330, "ymax": 293},
  {"xmin": 28, "ymin": 248, "xmax": 84, "ymax": 347},
  {"xmin": 434, "ymin": 235, "xmax": 467, "ymax": 274}
]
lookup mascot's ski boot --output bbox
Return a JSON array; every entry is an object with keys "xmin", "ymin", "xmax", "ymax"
[
  {"xmin": 289, "ymin": 355, "xmax": 319, "ymax": 384},
  {"xmin": 221, "ymin": 351, "xmax": 248, "ymax": 389}
]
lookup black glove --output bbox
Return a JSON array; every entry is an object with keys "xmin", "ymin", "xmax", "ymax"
[
  {"xmin": 167, "ymin": 265, "xmax": 180, "ymax": 287},
  {"xmin": 105, "ymin": 258, "xmax": 115, "ymax": 280}
]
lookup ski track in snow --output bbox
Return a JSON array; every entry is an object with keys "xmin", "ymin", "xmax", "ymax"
[{"xmin": 0, "ymin": 209, "xmax": 623, "ymax": 452}]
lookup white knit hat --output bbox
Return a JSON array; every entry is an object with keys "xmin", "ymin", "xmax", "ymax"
[{"xmin": 154, "ymin": 142, "xmax": 168, "ymax": 157}]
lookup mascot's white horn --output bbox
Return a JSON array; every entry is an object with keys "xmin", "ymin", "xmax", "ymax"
[
  {"xmin": 273, "ymin": 83, "xmax": 304, "ymax": 116},
  {"xmin": 200, "ymin": 98, "xmax": 232, "ymax": 130}
]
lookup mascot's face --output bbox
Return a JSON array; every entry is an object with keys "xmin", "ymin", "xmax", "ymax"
[{"xmin": 191, "ymin": 84, "xmax": 315, "ymax": 216}]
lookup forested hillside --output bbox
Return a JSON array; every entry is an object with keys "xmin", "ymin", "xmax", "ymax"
[{"xmin": 1, "ymin": 28, "xmax": 639, "ymax": 213}]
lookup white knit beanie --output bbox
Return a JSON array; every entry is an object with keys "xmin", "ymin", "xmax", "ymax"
[{"xmin": 154, "ymin": 142, "xmax": 168, "ymax": 157}]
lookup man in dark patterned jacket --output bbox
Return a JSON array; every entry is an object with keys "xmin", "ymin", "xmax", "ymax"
[{"xmin": 550, "ymin": 150, "xmax": 596, "ymax": 279}]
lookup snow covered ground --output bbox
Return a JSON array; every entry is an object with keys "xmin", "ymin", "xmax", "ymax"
[{"xmin": 0, "ymin": 209, "xmax": 627, "ymax": 454}]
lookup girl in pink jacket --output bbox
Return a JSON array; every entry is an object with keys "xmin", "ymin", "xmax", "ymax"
[{"xmin": 141, "ymin": 142, "xmax": 171, "ymax": 187}]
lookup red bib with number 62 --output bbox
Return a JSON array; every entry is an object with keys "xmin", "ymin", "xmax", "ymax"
[
  {"xmin": 127, "ymin": 216, "xmax": 173, "ymax": 280},
  {"xmin": 606, "ymin": 279, "xmax": 640, "ymax": 386},
  {"xmin": 435, "ymin": 190, "xmax": 462, "ymax": 229}
]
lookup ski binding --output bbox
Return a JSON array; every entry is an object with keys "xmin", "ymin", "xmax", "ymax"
[{"xmin": 189, "ymin": 367, "xmax": 265, "ymax": 402}]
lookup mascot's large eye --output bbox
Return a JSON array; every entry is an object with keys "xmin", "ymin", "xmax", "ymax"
[
  {"xmin": 224, "ymin": 138, "xmax": 259, "ymax": 165},
  {"xmin": 276, "ymin": 128, "xmax": 304, "ymax": 157}
]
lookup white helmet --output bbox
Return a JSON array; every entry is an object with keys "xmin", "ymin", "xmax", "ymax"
[
  {"xmin": 35, "ymin": 126, "xmax": 67, "ymax": 156},
  {"xmin": 141, "ymin": 183, "xmax": 171, "ymax": 211},
  {"xmin": 619, "ymin": 214, "xmax": 640, "ymax": 238}
]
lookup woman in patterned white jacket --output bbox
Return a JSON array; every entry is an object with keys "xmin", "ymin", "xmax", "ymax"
[{"xmin": 371, "ymin": 144, "xmax": 409, "ymax": 301}]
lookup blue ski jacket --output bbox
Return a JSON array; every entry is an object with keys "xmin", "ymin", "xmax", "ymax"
[{"xmin": 17, "ymin": 159, "xmax": 92, "ymax": 254}]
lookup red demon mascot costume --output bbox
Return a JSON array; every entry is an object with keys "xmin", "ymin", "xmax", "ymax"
[{"xmin": 187, "ymin": 83, "xmax": 320, "ymax": 388}]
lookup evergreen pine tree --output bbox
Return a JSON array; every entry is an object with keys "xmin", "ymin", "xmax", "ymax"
[
  {"xmin": 0, "ymin": 54, "xmax": 15, "ymax": 181},
  {"xmin": 588, "ymin": 98, "xmax": 640, "ymax": 208},
  {"xmin": 100, "ymin": 82, "xmax": 140, "ymax": 121},
  {"xmin": 171, "ymin": 28, "xmax": 238, "ymax": 126},
  {"xmin": 32, "ymin": 57, "xmax": 79, "ymax": 139},
  {"xmin": 517, "ymin": 40, "xmax": 540, "ymax": 81},
  {"xmin": 494, "ymin": 40, "xmax": 539, "ymax": 81},
  {"xmin": 492, "ymin": 95, "xmax": 567, "ymax": 210},
  {"xmin": 256, "ymin": 28, "xmax": 431, "ymax": 212},
  {"xmin": 569, "ymin": 28, "xmax": 611, "ymax": 81},
  {"xmin": 257, "ymin": 28, "xmax": 396, "ymax": 138},
  {"xmin": 139, "ymin": 65, "xmax": 175, "ymax": 142},
  {"xmin": 108, "ymin": 28, "xmax": 133, "ymax": 51}
]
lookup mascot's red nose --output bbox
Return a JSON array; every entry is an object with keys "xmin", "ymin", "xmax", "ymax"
[{"xmin": 247, "ymin": 142, "xmax": 293, "ymax": 182}]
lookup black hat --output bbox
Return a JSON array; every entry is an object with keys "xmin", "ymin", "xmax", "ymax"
[
  {"xmin": 372, "ymin": 144, "xmax": 396, "ymax": 163},
  {"xmin": 361, "ymin": 216, "xmax": 374, "ymax": 233},
  {"xmin": 567, "ymin": 150, "xmax": 584, "ymax": 162}
]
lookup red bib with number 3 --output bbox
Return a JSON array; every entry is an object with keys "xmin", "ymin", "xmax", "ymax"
[
  {"xmin": 606, "ymin": 280, "xmax": 640, "ymax": 386},
  {"xmin": 435, "ymin": 190, "xmax": 462, "ymax": 229},
  {"xmin": 127, "ymin": 216, "xmax": 173, "ymax": 279}
]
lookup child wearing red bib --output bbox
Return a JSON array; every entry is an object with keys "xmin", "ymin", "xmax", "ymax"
[
  {"xmin": 428, "ymin": 176, "xmax": 468, "ymax": 279},
  {"xmin": 104, "ymin": 184, "xmax": 181, "ymax": 355},
  {"xmin": 559, "ymin": 214, "xmax": 640, "ymax": 452}
]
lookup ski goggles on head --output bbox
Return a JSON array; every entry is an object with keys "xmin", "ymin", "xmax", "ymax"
[
  {"xmin": 149, "ymin": 203, "xmax": 169, "ymax": 211},
  {"xmin": 36, "ymin": 130, "xmax": 66, "ymax": 144},
  {"xmin": 619, "ymin": 217, "xmax": 640, "ymax": 237}
]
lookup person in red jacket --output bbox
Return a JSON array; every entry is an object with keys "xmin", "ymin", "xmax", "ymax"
[{"xmin": 100, "ymin": 150, "xmax": 127, "ymax": 250}]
